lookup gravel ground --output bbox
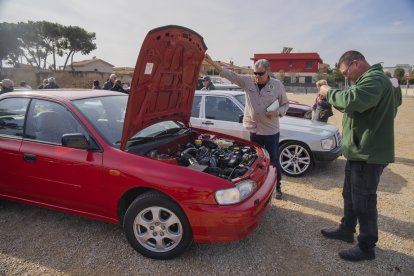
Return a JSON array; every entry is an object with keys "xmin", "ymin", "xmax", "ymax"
[{"xmin": 1, "ymin": 94, "xmax": 413, "ymax": 276}]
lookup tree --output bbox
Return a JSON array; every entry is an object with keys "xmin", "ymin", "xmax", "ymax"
[
  {"xmin": 0, "ymin": 21, "xmax": 96, "ymax": 71},
  {"xmin": 0, "ymin": 22, "xmax": 23, "ymax": 72},
  {"xmin": 61, "ymin": 26, "xmax": 96, "ymax": 70},
  {"xmin": 207, "ymin": 67, "xmax": 218, "ymax": 75},
  {"xmin": 15, "ymin": 21, "xmax": 50, "ymax": 69},
  {"xmin": 394, "ymin": 67, "xmax": 405, "ymax": 83},
  {"xmin": 37, "ymin": 21, "xmax": 65, "ymax": 70}
]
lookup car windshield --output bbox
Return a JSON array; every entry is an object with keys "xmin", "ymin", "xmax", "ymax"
[
  {"xmin": 234, "ymin": 94, "xmax": 245, "ymax": 106},
  {"xmin": 210, "ymin": 76, "xmax": 232, "ymax": 84},
  {"xmin": 72, "ymin": 95, "xmax": 184, "ymax": 147}
]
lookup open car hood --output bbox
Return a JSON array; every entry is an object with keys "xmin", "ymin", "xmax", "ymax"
[{"xmin": 120, "ymin": 25, "xmax": 207, "ymax": 150}]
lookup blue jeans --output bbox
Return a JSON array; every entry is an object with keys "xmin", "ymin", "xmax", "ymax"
[
  {"xmin": 340, "ymin": 160, "xmax": 386, "ymax": 251},
  {"xmin": 250, "ymin": 132, "xmax": 282, "ymax": 191}
]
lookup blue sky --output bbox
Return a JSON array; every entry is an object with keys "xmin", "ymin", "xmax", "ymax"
[{"xmin": 1, "ymin": 0, "xmax": 413, "ymax": 68}]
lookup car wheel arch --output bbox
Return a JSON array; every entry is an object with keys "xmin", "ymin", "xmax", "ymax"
[
  {"xmin": 117, "ymin": 187, "xmax": 188, "ymax": 226},
  {"xmin": 117, "ymin": 187, "xmax": 172, "ymax": 224}
]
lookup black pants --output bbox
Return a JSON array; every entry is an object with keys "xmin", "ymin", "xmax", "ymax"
[
  {"xmin": 250, "ymin": 132, "xmax": 282, "ymax": 191},
  {"xmin": 340, "ymin": 160, "xmax": 387, "ymax": 251}
]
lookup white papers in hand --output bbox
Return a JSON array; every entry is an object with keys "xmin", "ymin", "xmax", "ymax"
[{"xmin": 266, "ymin": 100, "xmax": 279, "ymax": 112}]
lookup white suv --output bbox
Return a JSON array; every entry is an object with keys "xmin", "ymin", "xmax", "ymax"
[{"xmin": 191, "ymin": 90, "xmax": 342, "ymax": 177}]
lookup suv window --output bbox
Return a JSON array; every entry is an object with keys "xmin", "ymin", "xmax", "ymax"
[
  {"xmin": 205, "ymin": 96, "xmax": 242, "ymax": 122},
  {"xmin": 0, "ymin": 97, "xmax": 30, "ymax": 137}
]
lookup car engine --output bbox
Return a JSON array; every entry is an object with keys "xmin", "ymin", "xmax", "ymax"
[{"xmin": 146, "ymin": 136, "xmax": 258, "ymax": 180}]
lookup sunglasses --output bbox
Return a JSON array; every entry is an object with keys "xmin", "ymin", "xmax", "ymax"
[
  {"xmin": 341, "ymin": 60, "xmax": 356, "ymax": 76},
  {"xmin": 253, "ymin": 71, "xmax": 266, "ymax": 76}
]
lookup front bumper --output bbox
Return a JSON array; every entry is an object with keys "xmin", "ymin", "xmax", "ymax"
[
  {"xmin": 313, "ymin": 146, "xmax": 342, "ymax": 162},
  {"xmin": 183, "ymin": 168, "xmax": 277, "ymax": 243}
]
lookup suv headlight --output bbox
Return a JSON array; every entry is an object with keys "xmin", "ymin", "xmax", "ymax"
[
  {"xmin": 215, "ymin": 179, "xmax": 258, "ymax": 205},
  {"xmin": 321, "ymin": 136, "xmax": 336, "ymax": 150}
]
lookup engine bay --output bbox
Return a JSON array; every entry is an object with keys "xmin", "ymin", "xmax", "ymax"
[{"xmin": 131, "ymin": 133, "xmax": 259, "ymax": 180}]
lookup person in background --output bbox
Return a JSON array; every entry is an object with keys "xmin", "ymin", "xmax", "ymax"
[
  {"xmin": 319, "ymin": 50, "xmax": 395, "ymax": 262},
  {"xmin": 110, "ymin": 79, "xmax": 127, "ymax": 93},
  {"xmin": 103, "ymin": 74, "xmax": 117, "ymax": 90},
  {"xmin": 204, "ymin": 54, "xmax": 289, "ymax": 199},
  {"xmin": 38, "ymin": 79, "xmax": 48, "ymax": 89},
  {"xmin": 0, "ymin": 79, "xmax": 14, "ymax": 93},
  {"xmin": 44, "ymin": 77, "xmax": 59, "ymax": 89},
  {"xmin": 312, "ymin": 80, "xmax": 333, "ymax": 122},
  {"xmin": 201, "ymin": 76, "xmax": 216, "ymax": 90},
  {"xmin": 92, "ymin": 80, "xmax": 101, "ymax": 89},
  {"xmin": 384, "ymin": 71, "xmax": 402, "ymax": 116},
  {"xmin": 20, "ymin": 81, "xmax": 32, "ymax": 90}
]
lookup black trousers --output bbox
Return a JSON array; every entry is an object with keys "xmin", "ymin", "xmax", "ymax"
[
  {"xmin": 340, "ymin": 160, "xmax": 387, "ymax": 251},
  {"xmin": 250, "ymin": 132, "xmax": 282, "ymax": 191}
]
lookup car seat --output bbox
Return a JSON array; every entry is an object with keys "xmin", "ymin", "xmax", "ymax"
[{"xmin": 35, "ymin": 111, "xmax": 76, "ymax": 144}]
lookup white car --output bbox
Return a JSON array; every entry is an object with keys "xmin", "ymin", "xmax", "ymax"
[
  {"xmin": 191, "ymin": 90, "xmax": 342, "ymax": 176},
  {"xmin": 208, "ymin": 76, "xmax": 241, "ymax": 91}
]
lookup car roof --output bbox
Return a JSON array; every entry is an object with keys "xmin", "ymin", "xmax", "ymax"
[
  {"xmin": 195, "ymin": 90, "xmax": 245, "ymax": 96},
  {"xmin": 0, "ymin": 89, "xmax": 124, "ymax": 101}
]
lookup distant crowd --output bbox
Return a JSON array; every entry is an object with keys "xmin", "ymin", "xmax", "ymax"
[{"xmin": 0, "ymin": 73, "xmax": 129, "ymax": 94}]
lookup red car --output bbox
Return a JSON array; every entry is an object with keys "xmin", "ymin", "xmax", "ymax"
[{"xmin": 0, "ymin": 26, "xmax": 276, "ymax": 259}]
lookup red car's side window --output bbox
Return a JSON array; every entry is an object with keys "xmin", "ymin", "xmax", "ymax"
[
  {"xmin": 0, "ymin": 97, "xmax": 30, "ymax": 138},
  {"xmin": 25, "ymin": 99, "xmax": 86, "ymax": 145}
]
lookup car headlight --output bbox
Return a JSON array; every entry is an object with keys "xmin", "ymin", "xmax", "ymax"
[
  {"xmin": 321, "ymin": 136, "xmax": 336, "ymax": 150},
  {"xmin": 215, "ymin": 179, "xmax": 258, "ymax": 205}
]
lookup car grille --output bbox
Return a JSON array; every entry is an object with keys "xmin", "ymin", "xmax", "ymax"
[{"xmin": 336, "ymin": 131, "xmax": 342, "ymax": 147}]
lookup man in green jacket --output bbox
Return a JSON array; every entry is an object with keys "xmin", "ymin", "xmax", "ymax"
[{"xmin": 318, "ymin": 51, "xmax": 395, "ymax": 262}]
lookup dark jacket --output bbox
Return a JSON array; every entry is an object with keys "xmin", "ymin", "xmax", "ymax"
[
  {"xmin": 110, "ymin": 84, "xmax": 127, "ymax": 94},
  {"xmin": 327, "ymin": 63, "xmax": 395, "ymax": 164},
  {"xmin": 390, "ymin": 78, "xmax": 402, "ymax": 116},
  {"xmin": 202, "ymin": 82, "xmax": 216, "ymax": 90},
  {"xmin": 44, "ymin": 82, "xmax": 59, "ymax": 89},
  {"xmin": 0, "ymin": 86, "xmax": 14, "ymax": 94},
  {"xmin": 312, "ymin": 96, "xmax": 333, "ymax": 122},
  {"xmin": 103, "ymin": 80, "xmax": 114, "ymax": 90}
]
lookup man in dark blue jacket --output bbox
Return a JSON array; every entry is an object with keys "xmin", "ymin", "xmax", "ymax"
[{"xmin": 103, "ymin": 74, "xmax": 117, "ymax": 90}]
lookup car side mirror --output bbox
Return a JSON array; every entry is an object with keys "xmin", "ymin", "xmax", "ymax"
[
  {"xmin": 62, "ymin": 133, "xmax": 90, "ymax": 150},
  {"xmin": 238, "ymin": 114, "xmax": 244, "ymax": 123}
]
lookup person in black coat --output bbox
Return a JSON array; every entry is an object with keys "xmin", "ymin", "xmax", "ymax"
[
  {"xmin": 103, "ymin": 74, "xmax": 117, "ymax": 90},
  {"xmin": 110, "ymin": 79, "xmax": 127, "ymax": 93},
  {"xmin": 44, "ymin": 77, "xmax": 59, "ymax": 89},
  {"xmin": 92, "ymin": 80, "xmax": 101, "ymax": 89},
  {"xmin": 312, "ymin": 80, "xmax": 333, "ymax": 122},
  {"xmin": 0, "ymin": 79, "xmax": 14, "ymax": 94}
]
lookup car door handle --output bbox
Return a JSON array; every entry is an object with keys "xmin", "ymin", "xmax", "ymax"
[
  {"xmin": 23, "ymin": 153, "xmax": 37, "ymax": 162},
  {"xmin": 202, "ymin": 121, "xmax": 214, "ymax": 125}
]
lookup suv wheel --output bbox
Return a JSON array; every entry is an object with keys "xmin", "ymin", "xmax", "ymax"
[{"xmin": 279, "ymin": 141, "xmax": 314, "ymax": 177}]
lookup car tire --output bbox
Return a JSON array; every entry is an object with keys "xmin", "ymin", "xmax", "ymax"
[
  {"xmin": 123, "ymin": 191, "xmax": 193, "ymax": 259},
  {"xmin": 279, "ymin": 141, "xmax": 314, "ymax": 177}
]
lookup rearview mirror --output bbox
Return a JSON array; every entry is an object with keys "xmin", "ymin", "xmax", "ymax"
[
  {"xmin": 238, "ymin": 114, "xmax": 244, "ymax": 123},
  {"xmin": 62, "ymin": 133, "xmax": 89, "ymax": 149}
]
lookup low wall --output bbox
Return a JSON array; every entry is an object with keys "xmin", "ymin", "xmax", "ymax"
[{"xmin": 1, "ymin": 68, "xmax": 133, "ymax": 89}]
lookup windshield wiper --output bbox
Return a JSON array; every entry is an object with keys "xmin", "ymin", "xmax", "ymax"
[
  {"xmin": 115, "ymin": 127, "xmax": 191, "ymax": 145},
  {"xmin": 153, "ymin": 127, "xmax": 191, "ymax": 137}
]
